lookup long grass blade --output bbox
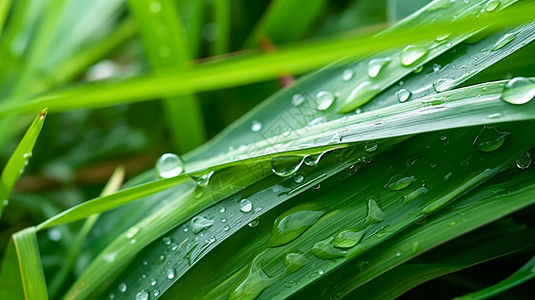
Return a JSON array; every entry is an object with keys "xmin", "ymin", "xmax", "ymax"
[
  {"xmin": 0, "ymin": 107, "xmax": 47, "ymax": 217},
  {"xmin": 0, "ymin": 0, "xmax": 12, "ymax": 37},
  {"xmin": 13, "ymin": 227, "xmax": 48, "ymax": 300},
  {"xmin": 0, "ymin": 2, "xmax": 533, "ymax": 116}
]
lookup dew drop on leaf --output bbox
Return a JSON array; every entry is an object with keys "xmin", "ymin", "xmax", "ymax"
[
  {"xmin": 292, "ymin": 93, "xmax": 305, "ymax": 106},
  {"xmin": 166, "ymin": 268, "xmax": 176, "ymax": 279},
  {"xmin": 365, "ymin": 141, "xmax": 378, "ymax": 152},
  {"xmin": 492, "ymin": 32, "xmax": 518, "ymax": 51},
  {"xmin": 229, "ymin": 252, "xmax": 279, "ymax": 300},
  {"xmin": 333, "ymin": 228, "xmax": 365, "ymax": 248},
  {"xmin": 396, "ymin": 89, "xmax": 411, "ymax": 102},
  {"xmin": 317, "ymin": 91, "xmax": 336, "ymax": 110},
  {"xmin": 271, "ymin": 155, "xmax": 305, "ymax": 177},
  {"xmin": 427, "ymin": 0, "xmax": 452, "ymax": 11},
  {"xmin": 191, "ymin": 216, "xmax": 214, "ymax": 234},
  {"xmin": 248, "ymin": 218, "xmax": 260, "ymax": 227},
  {"xmin": 339, "ymin": 81, "xmax": 380, "ymax": 113},
  {"xmin": 400, "ymin": 45, "xmax": 428, "ymax": 66},
  {"xmin": 251, "ymin": 120, "xmax": 262, "ymax": 132},
  {"xmin": 403, "ymin": 186, "xmax": 429, "ymax": 204},
  {"xmin": 473, "ymin": 126, "xmax": 509, "ymax": 152},
  {"xmin": 284, "ymin": 250, "xmax": 309, "ymax": 274},
  {"xmin": 240, "ymin": 199, "xmax": 253, "ymax": 213},
  {"xmin": 342, "ymin": 69, "xmax": 355, "ymax": 81},
  {"xmin": 155, "ymin": 153, "xmax": 185, "ymax": 178},
  {"xmin": 311, "ymin": 237, "xmax": 347, "ymax": 259},
  {"xmin": 384, "ymin": 175, "xmax": 416, "ymax": 191},
  {"xmin": 368, "ymin": 57, "xmax": 391, "ymax": 78},
  {"xmin": 268, "ymin": 203, "xmax": 325, "ymax": 247},
  {"xmin": 365, "ymin": 199, "xmax": 385, "ymax": 224},
  {"xmin": 136, "ymin": 290, "xmax": 149, "ymax": 300},
  {"xmin": 485, "ymin": 0, "xmax": 500, "ymax": 12},
  {"xmin": 501, "ymin": 77, "xmax": 535, "ymax": 105},
  {"xmin": 118, "ymin": 282, "xmax": 127, "ymax": 293},
  {"xmin": 516, "ymin": 152, "xmax": 532, "ymax": 169}
]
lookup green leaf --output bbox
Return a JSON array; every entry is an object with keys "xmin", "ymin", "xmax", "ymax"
[
  {"xmin": 13, "ymin": 227, "xmax": 48, "ymax": 300},
  {"xmin": 0, "ymin": 240, "xmax": 24, "ymax": 299},
  {"xmin": 0, "ymin": 107, "xmax": 47, "ymax": 217},
  {"xmin": 0, "ymin": 0, "xmax": 12, "ymax": 37},
  {"xmin": 454, "ymin": 254, "xmax": 535, "ymax": 300}
]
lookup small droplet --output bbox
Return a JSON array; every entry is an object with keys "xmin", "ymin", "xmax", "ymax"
[
  {"xmin": 292, "ymin": 94, "xmax": 305, "ymax": 106},
  {"xmin": 167, "ymin": 268, "xmax": 176, "ymax": 279},
  {"xmin": 251, "ymin": 120, "xmax": 262, "ymax": 132},
  {"xmin": 342, "ymin": 69, "xmax": 355, "ymax": 81},
  {"xmin": 308, "ymin": 116, "xmax": 327, "ymax": 126},
  {"xmin": 153, "ymin": 290, "xmax": 160, "ymax": 297},
  {"xmin": 473, "ymin": 126, "xmax": 509, "ymax": 152},
  {"xmin": 118, "ymin": 282, "xmax": 127, "ymax": 293},
  {"xmin": 368, "ymin": 57, "xmax": 391, "ymax": 78},
  {"xmin": 284, "ymin": 251, "xmax": 309, "ymax": 273},
  {"xmin": 365, "ymin": 141, "xmax": 378, "ymax": 152},
  {"xmin": 195, "ymin": 171, "xmax": 214, "ymax": 187},
  {"xmin": 385, "ymin": 175, "xmax": 416, "ymax": 191},
  {"xmin": 443, "ymin": 172, "xmax": 453, "ymax": 181},
  {"xmin": 412, "ymin": 241, "xmax": 420, "ymax": 254},
  {"xmin": 436, "ymin": 33, "xmax": 451, "ymax": 41},
  {"xmin": 191, "ymin": 216, "xmax": 214, "ymax": 234},
  {"xmin": 432, "ymin": 63, "xmax": 441, "ymax": 72},
  {"xmin": 268, "ymin": 203, "xmax": 325, "ymax": 247},
  {"xmin": 492, "ymin": 32, "xmax": 518, "ymax": 51},
  {"xmin": 427, "ymin": 0, "xmax": 452, "ymax": 11},
  {"xmin": 156, "ymin": 153, "xmax": 185, "ymax": 178},
  {"xmin": 312, "ymin": 237, "xmax": 347, "ymax": 259},
  {"xmin": 396, "ymin": 89, "xmax": 411, "ymax": 103},
  {"xmin": 150, "ymin": 278, "xmax": 157, "ymax": 286},
  {"xmin": 229, "ymin": 252, "xmax": 279, "ymax": 300},
  {"xmin": 136, "ymin": 290, "xmax": 149, "ymax": 300},
  {"xmin": 162, "ymin": 236, "xmax": 172, "ymax": 245},
  {"xmin": 294, "ymin": 174, "xmax": 304, "ymax": 183},
  {"xmin": 271, "ymin": 155, "xmax": 305, "ymax": 177},
  {"xmin": 365, "ymin": 199, "xmax": 385, "ymax": 224},
  {"xmin": 485, "ymin": 0, "xmax": 500, "ymax": 12},
  {"xmin": 412, "ymin": 65, "xmax": 423, "ymax": 74},
  {"xmin": 488, "ymin": 113, "xmax": 503, "ymax": 119},
  {"xmin": 317, "ymin": 91, "xmax": 336, "ymax": 111},
  {"xmin": 339, "ymin": 81, "xmax": 380, "ymax": 113},
  {"xmin": 516, "ymin": 152, "xmax": 532, "ymax": 169},
  {"xmin": 403, "ymin": 186, "xmax": 429, "ymax": 204},
  {"xmin": 223, "ymin": 224, "xmax": 230, "ymax": 231},
  {"xmin": 248, "ymin": 218, "xmax": 260, "ymax": 227},
  {"xmin": 401, "ymin": 45, "xmax": 428, "ymax": 66},
  {"xmin": 240, "ymin": 199, "xmax": 253, "ymax": 213},
  {"xmin": 333, "ymin": 229, "xmax": 365, "ymax": 248},
  {"xmin": 501, "ymin": 77, "xmax": 535, "ymax": 105}
]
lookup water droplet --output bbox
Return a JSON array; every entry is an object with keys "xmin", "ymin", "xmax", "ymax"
[
  {"xmin": 294, "ymin": 174, "xmax": 304, "ymax": 183},
  {"xmin": 158, "ymin": 254, "xmax": 166, "ymax": 264},
  {"xmin": 473, "ymin": 126, "xmax": 509, "ymax": 152},
  {"xmin": 485, "ymin": 0, "xmax": 500, "ymax": 12},
  {"xmin": 365, "ymin": 199, "xmax": 385, "ymax": 224},
  {"xmin": 385, "ymin": 175, "xmax": 416, "ymax": 191},
  {"xmin": 162, "ymin": 236, "xmax": 172, "ymax": 245},
  {"xmin": 516, "ymin": 152, "xmax": 532, "ymax": 169},
  {"xmin": 428, "ymin": 0, "xmax": 452, "ymax": 11},
  {"xmin": 240, "ymin": 199, "xmax": 253, "ymax": 213},
  {"xmin": 339, "ymin": 81, "xmax": 380, "ymax": 113},
  {"xmin": 412, "ymin": 241, "xmax": 420, "ymax": 254},
  {"xmin": 156, "ymin": 153, "xmax": 185, "ymax": 178},
  {"xmin": 153, "ymin": 290, "xmax": 160, "ymax": 297},
  {"xmin": 342, "ymin": 69, "xmax": 355, "ymax": 81},
  {"xmin": 271, "ymin": 155, "xmax": 305, "ymax": 177},
  {"xmin": 401, "ymin": 45, "xmax": 428, "ymax": 66},
  {"xmin": 333, "ymin": 228, "xmax": 365, "ymax": 248},
  {"xmin": 251, "ymin": 120, "xmax": 262, "ymax": 132},
  {"xmin": 312, "ymin": 237, "xmax": 347, "ymax": 259},
  {"xmin": 136, "ymin": 290, "xmax": 149, "ymax": 300},
  {"xmin": 492, "ymin": 32, "xmax": 518, "ymax": 50},
  {"xmin": 284, "ymin": 251, "xmax": 309, "ymax": 274},
  {"xmin": 195, "ymin": 171, "xmax": 214, "ymax": 187},
  {"xmin": 432, "ymin": 63, "xmax": 441, "ymax": 72},
  {"xmin": 436, "ymin": 33, "xmax": 451, "ymax": 41},
  {"xmin": 109, "ymin": 293, "xmax": 115, "ymax": 299},
  {"xmin": 167, "ymin": 268, "xmax": 176, "ymax": 279},
  {"xmin": 413, "ymin": 65, "xmax": 424, "ymax": 74},
  {"xmin": 118, "ymin": 282, "xmax": 127, "ymax": 293},
  {"xmin": 363, "ymin": 141, "xmax": 378, "ymax": 153},
  {"xmin": 268, "ymin": 203, "xmax": 325, "ymax": 247},
  {"xmin": 368, "ymin": 58, "xmax": 391, "ymax": 78},
  {"xmin": 248, "ymin": 218, "xmax": 260, "ymax": 227},
  {"xmin": 292, "ymin": 94, "xmax": 305, "ymax": 106},
  {"xmin": 443, "ymin": 172, "xmax": 452, "ymax": 181},
  {"xmin": 303, "ymin": 151, "xmax": 328, "ymax": 167},
  {"xmin": 124, "ymin": 227, "xmax": 140, "ymax": 239},
  {"xmin": 488, "ymin": 113, "xmax": 502, "ymax": 119},
  {"xmin": 191, "ymin": 216, "xmax": 214, "ymax": 234},
  {"xmin": 308, "ymin": 116, "xmax": 327, "ymax": 126},
  {"xmin": 396, "ymin": 89, "xmax": 411, "ymax": 103},
  {"xmin": 501, "ymin": 77, "xmax": 535, "ymax": 105},
  {"xmin": 223, "ymin": 224, "xmax": 230, "ymax": 231},
  {"xmin": 403, "ymin": 186, "xmax": 429, "ymax": 204},
  {"xmin": 229, "ymin": 252, "xmax": 280, "ymax": 300},
  {"xmin": 150, "ymin": 278, "xmax": 157, "ymax": 286},
  {"xmin": 317, "ymin": 91, "xmax": 336, "ymax": 111}
]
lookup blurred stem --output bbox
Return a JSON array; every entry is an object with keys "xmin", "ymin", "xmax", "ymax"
[
  {"xmin": 211, "ymin": 0, "xmax": 230, "ymax": 56},
  {"xmin": 48, "ymin": 167, "xmax": 125, "ymax": 298}
]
